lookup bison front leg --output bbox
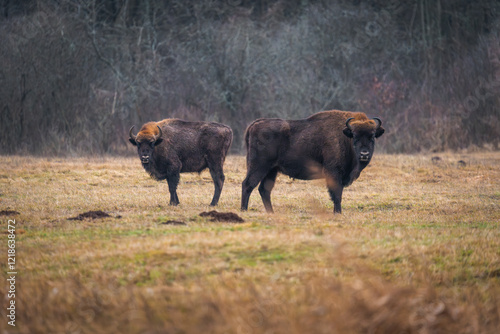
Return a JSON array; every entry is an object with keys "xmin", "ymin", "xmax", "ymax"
[
  {"xmin": 326, "ymin": 174, "xmax": 343, "ymax": 214},
  {"xmin": 166, "ymin": 173, "xmax": 180, "ymax": 206}
]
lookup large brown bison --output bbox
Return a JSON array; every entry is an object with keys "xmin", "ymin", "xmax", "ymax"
[
  {"xmin": 241, "ymin": 110, "xmax": 385, "ymax": 213},
  {"xmin": 129, "ymin": 119, "xmax": 233, "ymax": 206}
]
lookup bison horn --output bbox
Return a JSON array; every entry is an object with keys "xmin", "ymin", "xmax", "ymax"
[
  {"xmin": 372, "ymin": 117, "xmax": 382, "ymax": 129},
  {"xmin": 156, "ymin": 125, "xmax": 163, "ymax": 139},
  {"xmin": 129, "ymin": 126, "xmax": 137, "ymax": 140},
  {"xmin": 345, "ymin": 117, "xmax": 355, "ymax": 130}
]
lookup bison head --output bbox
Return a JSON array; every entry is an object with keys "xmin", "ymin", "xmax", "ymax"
[
  {"xmin": 343, "ymin": 117, "xmax": 384, "ymax": 164},
  {"xmin": 129, "ymin": 124, "xmax": 164, "ymax": 165}
]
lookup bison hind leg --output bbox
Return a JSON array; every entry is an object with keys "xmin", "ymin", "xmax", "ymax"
[
  {"xmin": 258, "ymin": 167, "xmax": 278, "ymax": 213},
  {"xmin": 241, "ymin": 165, "xmax": 273, "ymax": 212},
  {"xmin": 208, "ymin": 167, "xmax": 225, "ymax": 206},
  {"xmin": 206, "ymin": 152, "xmax": 227, "ymax": 206}
]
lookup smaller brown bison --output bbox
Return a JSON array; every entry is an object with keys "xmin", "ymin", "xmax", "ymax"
[
  {"xmin": 241, "ymin": 110, "xmax": 385, "ymax": 213},
  {"xmin": 129, "ymin": 119, "xmax": 233, "ymax": 206}
]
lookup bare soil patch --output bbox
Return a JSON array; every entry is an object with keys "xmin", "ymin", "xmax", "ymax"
[
  {"xmin": 68, "ymin": 210, "xmax": 113, "ymax": 221},
  {"xmin": 0, "ymin": 209, "xmax": 20, "ymax": 216},
  {"xmin": 199, "ymin": 210, "xmax": 245, "ymax": 223},
  {"xmin": 160, "ymin": 220, "xmax": 187, "ymax": 226}
]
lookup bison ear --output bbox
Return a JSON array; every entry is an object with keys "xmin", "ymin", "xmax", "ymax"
[
  {"xmin": 375, "ymin": 126, "xmax": 385, "ymax": 138},
  {"xmin": 343, "ymin": 127, "xmax": 353, "ymax": 138},
  {"xmin": 129, "ymin": 138, "xmax": 137, "ymax": 146},
  {"xmin": 154, "ymin": 138, "xmax": 163, "ymax": 146}
]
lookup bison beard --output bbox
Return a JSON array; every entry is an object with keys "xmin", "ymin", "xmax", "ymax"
[
  {"xmin": 241, "ymin": 110, "xmax": 384, "ymax": 214},
  {"xmin": 129, "ymin": 119, "xmax": 233, "ymax": 206}
]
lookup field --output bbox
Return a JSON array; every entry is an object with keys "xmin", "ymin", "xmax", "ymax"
[{"xmin": 1, "ymin": 152, "xmax": 499, "ymax": 333}]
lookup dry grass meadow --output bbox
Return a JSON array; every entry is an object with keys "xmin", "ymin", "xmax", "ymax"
[{"xmin": 1, "ymin": 152, "xmax": 499, "ymax": 333}]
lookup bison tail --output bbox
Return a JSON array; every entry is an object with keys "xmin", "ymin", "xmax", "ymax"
[
  {"xmin": 244, "ymin": 126, "xmax": 250, "ymax": 151},
  {"xmin": 243, "ymin": 119, "xmax": 260, "ymax": 151},
  {"xmin": 223, "ymin": 126, "xmax": 233, "ymax": 158}
]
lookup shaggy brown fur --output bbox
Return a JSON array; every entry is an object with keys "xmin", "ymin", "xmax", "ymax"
[
  {"xmin": 129, "ymin": 119, "xmax": 233, "ymax": 206},
  {"xmin": 241, "ymin": 110, "xmax": 384, "ymax": 213}
]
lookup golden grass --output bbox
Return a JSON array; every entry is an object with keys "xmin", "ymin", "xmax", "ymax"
[{"xmin": 1, "ymin": 152, "xmax": 499, "ymax": 333}]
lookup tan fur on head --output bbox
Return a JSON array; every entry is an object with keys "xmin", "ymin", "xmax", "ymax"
[
  {"xmin": 348, "ymin": 119, "xmax": 378, "ymax": 133},
  {"xmin": 137, "ymin": 122, "xmax": 161, "ymax": 142}
]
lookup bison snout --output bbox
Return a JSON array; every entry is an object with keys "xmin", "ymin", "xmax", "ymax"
[
  {"xmin": 141, "ymin": 156, "xmax": 150, "ymax": 164},
  {"xmin": 360, "ymin": 150, "xmax": 370, "ymax": 162}
]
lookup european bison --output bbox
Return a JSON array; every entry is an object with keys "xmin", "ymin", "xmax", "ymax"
[
  {"xmin": 129, "ymin": 119, "xmax": 233, "ymax": 206},
  {"xmin": 241, "ymin": 110, "xmax": 385, "ymax": 213}
]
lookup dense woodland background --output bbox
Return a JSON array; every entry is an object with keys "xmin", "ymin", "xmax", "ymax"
[{"xmin": 1, "ymin": 0, "xmax": 499, "ymax": 155}]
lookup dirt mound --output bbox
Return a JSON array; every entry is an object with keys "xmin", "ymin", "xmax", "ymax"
[
  {"xmin": 68, "ymin": 210, "xmax": 113, "ymax": 221},
  {"xmin": 199, "ymin": 211, "xmax": 244, "ymax": 223},
  {"xmin": 160, "ymin": 220, "xmax": 187, "ymax": 226},
  {"xmin": 0, "ymin": 210, "xmax": 20, "ymax": 216}
]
